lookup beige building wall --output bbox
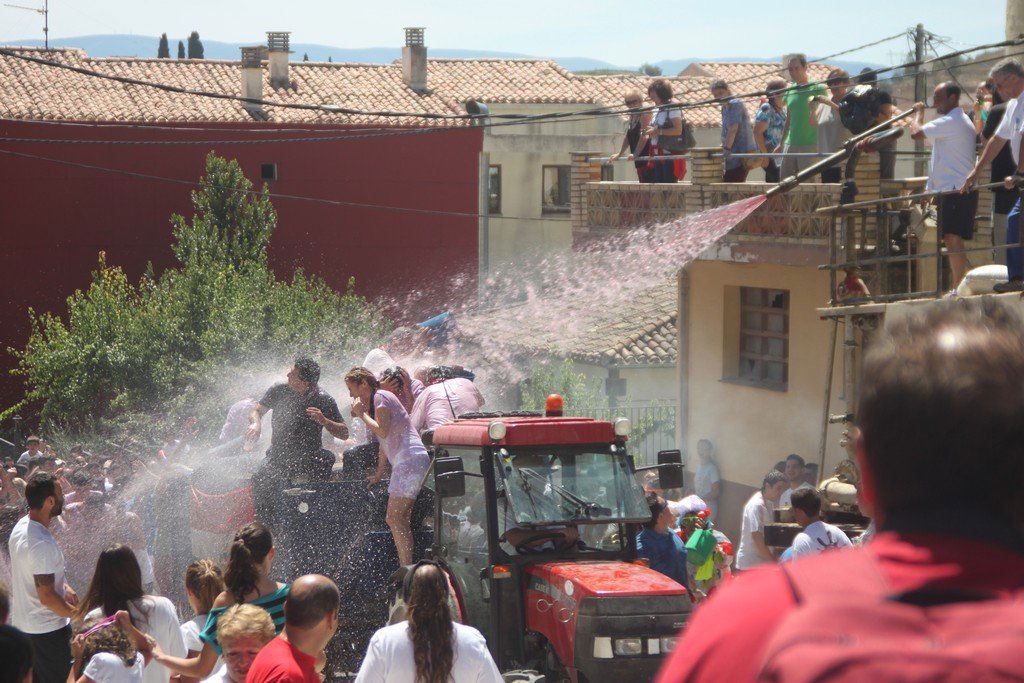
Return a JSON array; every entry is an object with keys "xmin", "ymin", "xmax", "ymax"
[{"xmin": 681, "ymin": 259, "xmax": 850, "ymax": 540}]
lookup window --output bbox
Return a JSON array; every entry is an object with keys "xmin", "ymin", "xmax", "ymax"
[
  {"xmin": 542, "ymin": 165, "xmax": 571, "ymax": 213},
  {"xmin": 260, "ymin": 163, "xmax": 278, "ymax": 182},
  {"xmin": 737, "ymin": 287, "xmax": 789, "ymax": 389},
  {"xmin": 488, "ymin": 165, "xmax": 501, "ymax": 215}
]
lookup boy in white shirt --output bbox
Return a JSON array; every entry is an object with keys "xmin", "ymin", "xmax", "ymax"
[{"xmin": 789, "ymin": 487, "xmax": 852, "ymax": 559}]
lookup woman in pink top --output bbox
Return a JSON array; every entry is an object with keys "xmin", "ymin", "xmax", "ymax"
[{"xmin": 344, "ymin": 367, "xmax": 430, "ymax": 565}]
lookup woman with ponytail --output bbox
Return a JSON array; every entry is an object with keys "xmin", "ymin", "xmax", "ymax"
[
  {"xmin": 355, "ymin": 563, "xmax": 501, "ymax": 682},
  {"xmin": 345, "ymin": 366, "xmax": 430, "ymax": 566},
  {"xmin": 151, "ymin": 522, "xmax": 287, "ymax": 680}
]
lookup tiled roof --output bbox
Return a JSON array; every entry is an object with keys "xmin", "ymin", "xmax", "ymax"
[
  {"xmin": 0, "ymin": 47, "xmax": 786, "ymax": 128},
  {"xmin": 461, "ymin": 280, "xmax": 677, "ymax": 366},
  {"xmin": 0, "ymin": 47, "xmax": 464, "ymax": 125},
  {"xmin": 427, "ymin": 58, "xmax": 591, "ymax": 105}
]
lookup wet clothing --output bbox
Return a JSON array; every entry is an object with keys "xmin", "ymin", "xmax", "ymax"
[
  {"xmin": 200, "ymin": 584, "xmax": 288, "ymax": 655},
  {"xmin": 356, "ymin": 621, "xmax": 502, "ymax": 683},
  {"xmin": 372, "ymin": 390, "xmax": 430, "ymax": 498},
  {"xmin": 410, "ymin": 378, "xmax": 485, "ymax": 432},
  {"xmin": 258, "ymin": 384, "xmax": 342, "ymax": 480},
  {"xmin": 637, "ymin": 528, "xmax": 691, "ymax": 590}
]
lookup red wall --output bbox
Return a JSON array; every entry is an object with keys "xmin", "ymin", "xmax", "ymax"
[{"xmin": 0, "ymin": 121, "xmax": 482, "ymax": 403}]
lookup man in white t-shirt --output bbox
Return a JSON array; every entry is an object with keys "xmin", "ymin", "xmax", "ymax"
[
  {"xmin": 735, "ymin": 470, "xmax": 787, "ymax": 570},
  {"xmin": 788, "ymin": 487, "xmax": 852, "ymax": 559},
  {"xmin": 778, "ymin": 453, "xmax": 813, "ymax": 508},
  {"xmin": 963, "ymin": 58, "xmax": 1024, "ymax": 292},
  {"xmin": 911, "ymin": 82, "xmax": 979, "ymax": 289},
  {"xmin": 8, "ymin": 472, "xmax": 77, "ymax": 683}
]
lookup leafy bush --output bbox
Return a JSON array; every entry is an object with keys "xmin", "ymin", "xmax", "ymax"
[{"xmin": 7, "ymin": 153, "xmax": 387, "ymax": 445}]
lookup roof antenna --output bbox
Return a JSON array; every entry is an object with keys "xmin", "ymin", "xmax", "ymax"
[{"xmin": 4, "ymin": 0, "xmax": 48, "ymax": 49}]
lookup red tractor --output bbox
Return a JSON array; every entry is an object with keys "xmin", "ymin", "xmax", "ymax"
[{"xmin": 394, "ymin": 405, "xmax": 691, "ymax": 682}]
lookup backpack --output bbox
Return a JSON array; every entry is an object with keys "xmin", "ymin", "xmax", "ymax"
[
  {"xmin": 839, "ymin": 84, "xmax": 882, "ymax": 134},
  {"xmin": 756, "ymin": 548, "xmax": 1024, "ymax": 682}
]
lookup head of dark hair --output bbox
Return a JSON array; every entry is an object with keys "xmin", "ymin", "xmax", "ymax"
[
  {"xmin": 293, "ymin": 357, "xmax": 320, "ymax": 385},
  {"xmin": 284, "ymin": 575, "xmax": 339, "ymax": 629},
  {"xmin": 786, "ymin": 453, "xmax": 806, "ymax": 468},
  {"xmin": 75, "ymin": 618, "xmax": 137, "ymax": 675},
  {"xmin": 0, "ymin": 624, "xmax": 33, "ymax": 683},
  {"xmin": 24, "ymin": 472, "xmax": 56, "ymax": 510},
  {"xmin": 857, "ymin": 299, "xmax": 1024, "ymax": 525},
  {"xmin": 857, "ymin": 67, "xmax": 877, "ymax": 85},
  {"xmin": 425, "ymin": 365, "xmax": 457, "ymax": 385},
  {"xmin": 762, "ymin": 469, "xmax": 787, "ymax": 492},
  {"xmin": 70, "ymin": 445, "xmax": 84, "ymax": 454},
  {"xmin": 787, "ymin": 53, "xmax": 808, "ymax": 67},
  {"xmin": 68, "ymin": 469, "xmax": 91, "ymax": 487},
  {"xmin": 826, "ymin": 68, "xmax": 850, "ymax": 86},
  {"xmin": 765, "ymin": 79, "xmax": 788, "ymax": 99},
  {"xmin": 405, "ymin": 564, "xmax": 454, "ymax": 683},
  {"xmin": 344, "ymin": 366, "xmax": 380, "ymax": 391},
  {"xmin": 790, "ymin": 488, "xmax": 822, "ymax": 518},
  {"xmin": 224, "ymin": 522, "xmax": 273, "ymax": 603},
  {"xmin": 710, "ymin": 79, "xmax": 728, "ymax": 92},
  {"xmin": 77, "ymin": 544, "xmax": 144, "ymax": 621},
  {"xmin": 25, "ymin": 436, "xmax": 40, "ymax": 445},
  {"xmin": 648, "ymin": 78, "xmax": 673, "ymax": 102},
  {"xmin": 645, "ymin": 493, "xmax": 668, "ymax": 529}
]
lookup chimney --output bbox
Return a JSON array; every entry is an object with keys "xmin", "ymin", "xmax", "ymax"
[
  {"xmin": 240, "ymin": 46, "xmax": 263, "ymax": 110},
  {"xmin": 402, "ymin": 27, "xmax": 427, "ymax": 92},
  {"xmin": 267, "ymin": 31, "xmax": 291, "ymax": 89}
]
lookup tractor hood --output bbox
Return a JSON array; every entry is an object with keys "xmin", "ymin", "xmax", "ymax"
[{"xmin": 527, "ymin": 560, "xmax": 687, "ymax": 601}]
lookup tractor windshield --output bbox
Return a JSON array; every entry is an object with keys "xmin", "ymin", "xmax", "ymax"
[{"xmin": 496, "ymin": 447, "xmax": 650, "ymax": 526}]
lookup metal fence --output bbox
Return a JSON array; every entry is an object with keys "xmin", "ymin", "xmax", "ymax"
[{"xmin": 574, "ymin": 404, "xmax": 678, "ymax": 467}]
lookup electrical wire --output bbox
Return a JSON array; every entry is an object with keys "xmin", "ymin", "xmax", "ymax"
[
  {"xmin": 6, "ymin": 45, "xmax": 1024, "ymax": 146},
  {"xmin": 1, "ymin": 30, "xmax": 1007, "ymax": 131}
]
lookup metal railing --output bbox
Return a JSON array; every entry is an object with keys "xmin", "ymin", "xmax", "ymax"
[
  {"xmin": 574, "ymin": 404, "xmax": 677, "ymax": 466},
  {"xmin": 817, "ymin": 181, "xmax": 1007, "ymax": 306}
]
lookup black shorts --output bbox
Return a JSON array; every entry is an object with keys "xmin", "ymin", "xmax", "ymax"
[{"xmin": 938, "ymin": 191, "xmax": 979, "ymax": 240}]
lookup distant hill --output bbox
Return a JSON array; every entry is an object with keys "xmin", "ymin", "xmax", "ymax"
[{"xmin": 1, "ymin": 34, "xmax": 881, "ymax": 75}]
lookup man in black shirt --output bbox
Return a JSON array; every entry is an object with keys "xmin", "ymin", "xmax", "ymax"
[
  {"xmin": 247, "ymin": 357, "xmax": 348, "ymax": 527},
  {"xmin": 983, "ymin": 93, "xmax": 1017, "ymax": 264}
]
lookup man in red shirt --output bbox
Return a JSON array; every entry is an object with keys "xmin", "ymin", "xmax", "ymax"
[
  {"xmin": 246, "ymin": 574, "xmax": 339, "ymax": 683},
  {"xmin": 658, "ymin": 299, "xmax": 1024, "ymax": 681}
]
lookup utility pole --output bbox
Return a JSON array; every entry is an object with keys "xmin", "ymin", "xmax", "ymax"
[
  {"xmin": 4, "ymin": 0, "xmax": 48, "ymax": 49},
  {"xmin": 914, "ymin": 23, "xmax": 927, "ymax": 177}
]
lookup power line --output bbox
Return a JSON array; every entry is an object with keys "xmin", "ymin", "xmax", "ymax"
[
  {"xmin": 0, "ymin": 30, "xmax": 1000, "ymax": 132},
  {"xmin": 6, "ymin": 46, "xmax": 1023, "ymax": 147}
]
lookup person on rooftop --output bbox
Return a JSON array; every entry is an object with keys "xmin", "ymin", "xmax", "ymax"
[
  {"xmin": 910, "ymin": 82, "xmax": 979, "ymax": 291},
  {"xmin": 609, "ymin": 91, "xmax": 654, "ymax": 182},
  {"xmin": 711, "ymin": 80, "xmax": 757, "ymax": 182},
  {"xmin": 754, "ymin": 79, "xmax": 788, "ymax": 183},
  {"xmin": 810, "ymin": 68, "xmax": 852, "ymax": 182},
  {"xmin": 777, "ymin": 54, "xmax": 827, "ymax": 179},
  {"xmin": 643, "ymin": 79, "xmax": 687, "ymax": 182}
]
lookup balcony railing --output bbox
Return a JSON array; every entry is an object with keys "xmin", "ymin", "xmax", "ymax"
[{"xmin": 583, "ymin": 181, "xmax": 840, "ymax": 244}]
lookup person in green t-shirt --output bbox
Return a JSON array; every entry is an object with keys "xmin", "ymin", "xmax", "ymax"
[{"xmin": 777, "ymin": 53, "xmax": 827, "ymax": 179}]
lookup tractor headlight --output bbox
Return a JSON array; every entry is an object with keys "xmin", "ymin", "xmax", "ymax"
[
  {"xmin": 660, "ymin": 636, "xmax": 678, "ymax": 653},
  {"xmin": 613, "ymin": 637, "xmax": 643, "ymax": 656},
  {"xmin": 593, "ymin": 636, "xmax": 613, "ymax": 659},
  {"xmin": 613, "ymin": 417, "xmax": 631, "ymax": 437},
  {"xmin": 488, "ymin": 420, "xmax": 507, "ymax": 441}
]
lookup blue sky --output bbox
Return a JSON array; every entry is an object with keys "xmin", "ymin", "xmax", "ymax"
[{"xmin": 0, "ymin": 0, "xmax": 1007, "ymax": 66}]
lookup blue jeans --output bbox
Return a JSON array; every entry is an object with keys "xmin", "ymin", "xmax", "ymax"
[{"xmin": 1009, "ymin": 197, "xmax": 1023, "ymax": 280}]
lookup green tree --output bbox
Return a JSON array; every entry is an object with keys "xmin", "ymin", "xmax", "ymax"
[
  {"xmin": 177, "ymin": 41, "xmax": 185, "ymax": 59},
  {"xmin": 157, "ymin": 33, "xmax": 170, "ymax": 58},
  {"xmin": 640, "ymin": 62, "xmax": 662, "ymax": 76},
  {"xmin": 8, "ymin": 153, "xmax": 386, "ymax": 444},
  {"xmin": 518, "ymin": 359, "xmax": 603, "ymax": 414},
  {"xmin": 187, "ymin": 31, "xmax": 204, "ymax": 59}
]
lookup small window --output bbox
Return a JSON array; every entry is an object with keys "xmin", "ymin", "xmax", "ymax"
[
  {"xmin": 542, "ymin": 165, "xmax": 571, "ymax": 213},
  {"xmin": 260, "ymin": 163, "xmax": 278, "ymax": 181},
  {"xmin": 488, "ymin": 165, "xmax": 501, "ymax": 215},
  {"xmin": 737, "ymin": 287, "xmax": 789, "ymax": 389}
]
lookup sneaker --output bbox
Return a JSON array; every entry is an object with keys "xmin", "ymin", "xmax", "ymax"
[{"xmin": 992, "ymin": 279, "xmax": 1024, "ymax": 293}]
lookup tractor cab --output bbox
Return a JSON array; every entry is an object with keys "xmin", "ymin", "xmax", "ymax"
[{"xmin": 416, "ymin": 404, "xmax": 690, "ymax": 682}]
